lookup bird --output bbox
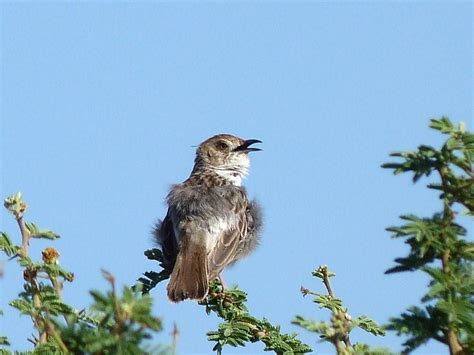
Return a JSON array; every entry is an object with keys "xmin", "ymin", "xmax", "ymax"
[{"xmin": 154, "ymin": 134, "xmax": 263, "ymax": 302}]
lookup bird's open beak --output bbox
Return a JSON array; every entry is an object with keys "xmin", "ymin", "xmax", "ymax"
[{"xmin": 234, "ymin": 139, "xmax": 262, "ymax": 153}]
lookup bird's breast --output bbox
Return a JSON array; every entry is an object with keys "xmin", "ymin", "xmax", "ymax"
[{"xmin": 167, "ymin": 181, "xmax": 247, "ymax": 250}]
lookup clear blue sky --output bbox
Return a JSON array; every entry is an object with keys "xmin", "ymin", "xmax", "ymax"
[{"xmin": 1, "ymin": 2, "xmax": 472, "ymax": 354}]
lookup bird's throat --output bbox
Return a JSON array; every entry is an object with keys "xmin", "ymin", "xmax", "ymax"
[
  {"xmin": 214, "ymin": 168, "xmax": 245, "ymax": 186},
  {"xmin": 189, "ymin": 166, "xmax": 247, "ymax": 187}
]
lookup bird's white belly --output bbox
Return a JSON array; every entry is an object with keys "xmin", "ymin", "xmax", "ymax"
[
  {"xmin": 172, "ymin": 214, "xmax": 238, "ymax": 249},
  {"xmin": 206, "ymin": 216, "xmax": 235, "ymax": 249}
]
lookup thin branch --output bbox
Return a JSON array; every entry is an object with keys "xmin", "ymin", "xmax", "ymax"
[
  {"xmin": 171, "ymin": 322, "xmax": 179, "ymax": 355},
  {"xmin": 4, "ymin": 194, "xmax": 31, "ymax": 257},
  {"xmin": 300, "ymin": 286, "xmax": 318, "ymax": 297},
  {"xmin": 102, "ymin": 269, "xmax": 125, "ymax": 335},
  {"xmin": 318, "ymin": 266, "xmax": 353, "ymax": 351},
  {"xmin": 16, "ymin": 211, "xmax": 31, "ymax": 258},
  {"xmin": 319, "ymin": 266, "xmax": 335, "ymax": 299}
]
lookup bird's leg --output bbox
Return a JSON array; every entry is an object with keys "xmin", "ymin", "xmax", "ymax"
[{"xmin": 217, "ymin": 274, "xmax": 227, "ymax": 290}]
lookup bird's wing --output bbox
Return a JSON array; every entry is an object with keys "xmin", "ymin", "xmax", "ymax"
[
  {"xmin": 227, "ymin": 199, "xmax": 263, "ymax": 266},
  {"xmin": 207, "ymin": 190, "xmax": 248, "ymax": 279},
  {"xmin": 153, "ymin": 209, "xmax": 178, "ymax": 272}
]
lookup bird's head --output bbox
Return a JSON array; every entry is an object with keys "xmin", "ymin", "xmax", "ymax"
[{"xmin": 193, "ymin": 134, "xmax": 262, "ymax": 185}]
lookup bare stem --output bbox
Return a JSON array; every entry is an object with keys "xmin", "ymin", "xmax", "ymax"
[
  {"xmin": 16, "ymin": 215, "xmax": 31, "ymax": 258},
  {"xmin": 319, "ymin": 266, "xmax": 335, "ymax": 299},
  {"xmin": 300, "ymin": 286, "xmax": 319, "ymax": 297},
  {"xmin": 171, "ymin": 323, "xmax": 179, "ymax": 355}
]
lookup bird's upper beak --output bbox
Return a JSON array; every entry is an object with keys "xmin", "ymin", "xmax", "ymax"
[{"xmin": 233, "ymin": 139, "xmax": 262, "ymax": 153}]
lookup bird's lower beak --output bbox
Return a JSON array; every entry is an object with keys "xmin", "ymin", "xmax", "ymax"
[{"xmin": 234, "ymin": 139, "xmax": 262, "ymax": 153}]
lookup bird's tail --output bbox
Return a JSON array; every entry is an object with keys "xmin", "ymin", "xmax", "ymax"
[{"xmin": 167, "ymin": 238, "xmax": 209, "ymax": 303}]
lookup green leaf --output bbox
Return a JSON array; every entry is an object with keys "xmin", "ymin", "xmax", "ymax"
[
  {"xmin": 0, "ymin": 336, "xmax": 10, "ymax": 346},
  {"xmin": 202, "ymin": 279, "xmax": 312, "ymax": 353},
  {"xmin": 135, "ymin": 249, "xmax": 172, "ymax": 294},
  {"xmin": 0, "ymin": 232, "xmax": 19, "ymax": 257},
  {"xmin": 25, "ymin": 223, "xmax": 60, "ymax": 240},
  {"xmin": 352, "ymin": 316, "xmax": 386, "ymax": 336},
  {"xmin": 9, "ymin": 299, "xmax": 35, "ymax": 316},
  {"xmin": 292, "ymin": 315, "xmax": 330, "ymax": 334},
  {"xmin": 430, "ymin": 117, "xmax": 454, "ymax": 134},
  {"xmin": 313, "ymin": 295, "xmax": 345, "ymax": 313}
]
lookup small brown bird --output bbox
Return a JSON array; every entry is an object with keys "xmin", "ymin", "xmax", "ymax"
[{"xmin": 154, "ymin": 134, "xmax": 262, "ymax": 302}]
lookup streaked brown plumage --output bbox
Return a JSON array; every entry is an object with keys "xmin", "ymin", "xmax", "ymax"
[{"xmin": 154, "ymin": 134, "xmax": 262, "ymax": 302}]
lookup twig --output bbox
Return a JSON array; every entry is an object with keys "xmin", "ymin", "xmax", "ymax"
[
  {"xmin": 319, "ymin": 266, "xmax": 335, "ymax": 299},
  {"xmin": 15, "ymin": 205, "xmax": 31, "ymax": 258},
  {"xmin": 102, "ymin": 269, "xmax": 125, "ymax": 335},
  {"xmin": 300, "ymin": 286, "xmax": 318, "ymax": 297},
  {"xmin": 318, "ymin": 266, "xmax": 353, "ymax": 351},
  {"xmin": 171, "ymin": 322, "xmax": 179, "ymax": 355}
]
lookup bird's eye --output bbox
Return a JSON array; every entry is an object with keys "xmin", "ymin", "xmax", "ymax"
[{"xmin": 216, "ymin": 142, "xmax": 228, "ymax": 150}]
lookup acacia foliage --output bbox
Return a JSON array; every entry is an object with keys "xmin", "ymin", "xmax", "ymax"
[
  {"xmin": 140, "ymin": 249, "xmax": 313, "ymax": 354},
  {"xmin": 383, "ymin": 117, "xmax": 473, "ymax": 354},
  {"xmin": 293, "ymin": 265, "xmax": 387, "ymax": 354},
  {"xmin": 0, "ymin": 193, "xmax": 167, "ymax": 355}
]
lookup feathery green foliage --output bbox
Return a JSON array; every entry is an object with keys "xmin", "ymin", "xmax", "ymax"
[
  {"xmin": 203, "ymin": 280, "xmax": 312, "ymax": 354},
  {"xmin": 383, "ymin": 117, "xmax": 473, "ymax": 354},
  {"xmin": 140, "ymin": 249, "xmax": 312, "ymax": 354},
  {"xmin": 292, "ymin": 265, "xmax": 388, "ymax": 354},
  {"xmin": 136, "ymin": 249, "xmax": 172, "ymax": 294},
  {"xmin": 0, "ymin": 193, "xmax": 167, "ymax": 354},
  {"xmin": 55, "ymin": 272, "xmax": 166, "ymax": 354}
]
